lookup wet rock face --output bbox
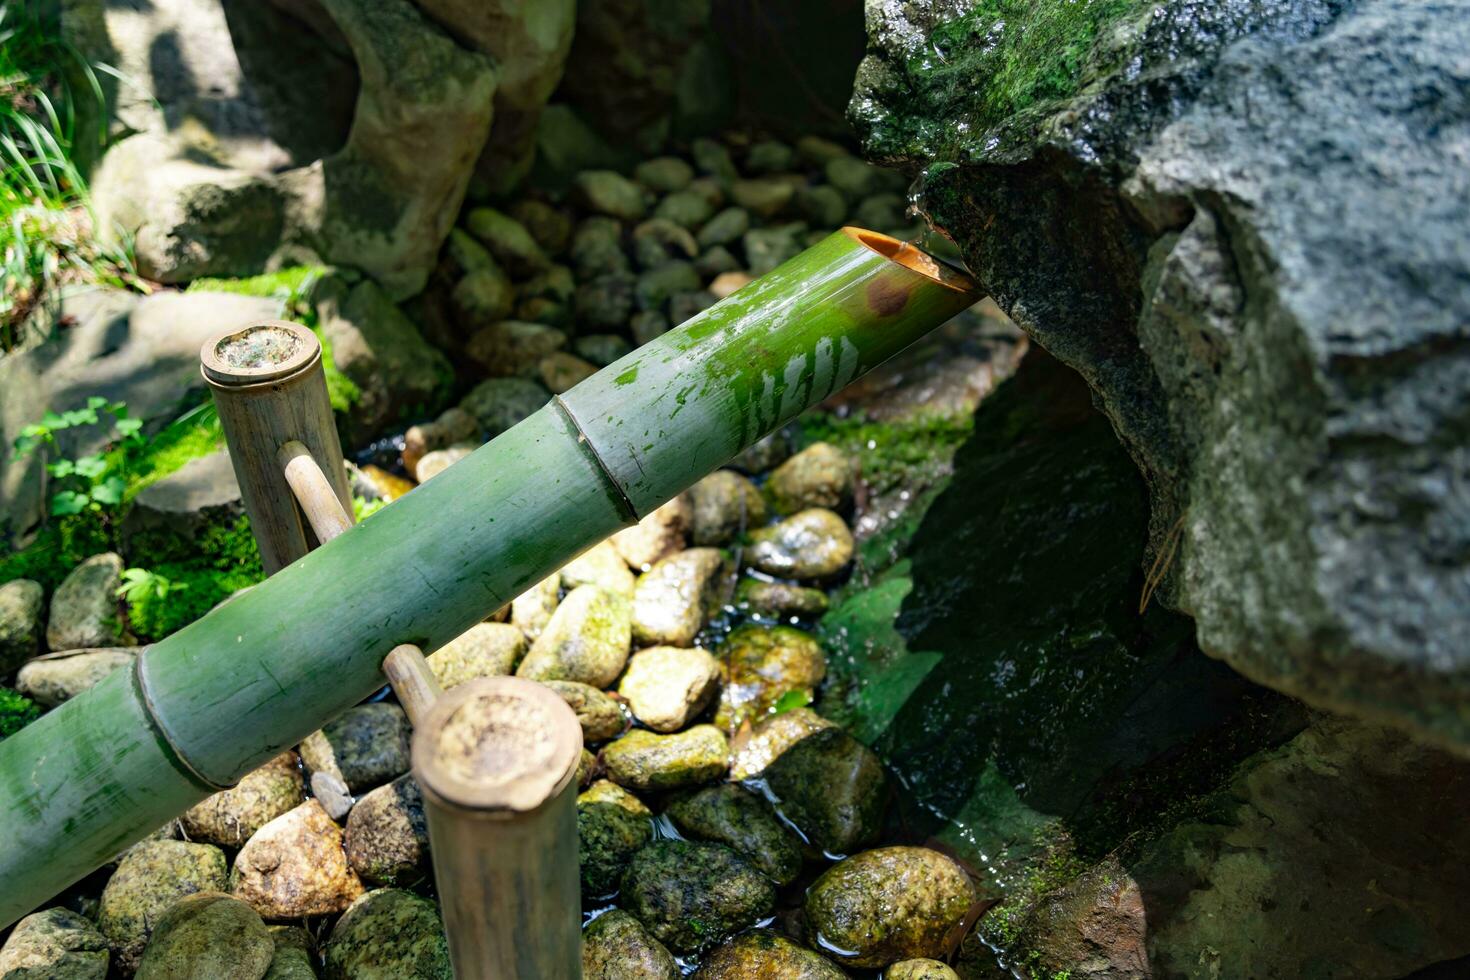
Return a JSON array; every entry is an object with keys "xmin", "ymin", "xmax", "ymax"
[
  {"xmin": 765, "ymin": 442, "xmax": 853, "ymax": 516},
  {"xmin": 762, "ymin": 728, "xmax": 887, "ymax": 856},
  {"xmin": 631, "ymin": 548, "xmax": 730, "ymax": 648},
  {"xmin": 516, "ymin": 585, "xmax": 633, "ymax": 688},
  {"xmin": 578, "ymin": 780, "xmax": 654, "ymax": 898},
  {"xmin": 728, "ymin": 707, "xmax": 834, "ymax": 782},
  {"xmin": 299, "ymin": 703, "xmax": 411, "ymax": 795},
  {"xmin": 231, "ymin": 801, "xmax": 365, "ymax": 920},
  {"xmin": 715, "ymin": 625, "xmax": 827, "ymax": 732},
  {"xmin": 99, "ymin": 840, "xmax": 230, "ymax": 974},
  {"xmin": 602, "ymin": 725, "xmax": 730, "ymax": 792},
  {"xmin": 666, "ymin": 784, "xmax": 803, "ymax": 886},
  {"xmin": 620, "ymin": 841, "xmax": 777, "ymax": 956},
  {"xmin": 323, "ymin": 888, "xmax": 451, "ymax": 980},
  {"xmin": 133, "ymin": 892, "xmax": 274, "ymax": 980},
  {"xmin": 581, "ymin": 909, "xmax": 679, "ymax": 980},
  {"xmin": 618, "ymin": 645, "xmax": 721, "ymax": 733},
  {"xmin": 805, "ymin": 846, "xmax": 977, "ymax": 968},
  {"xmin": 693, "ymin": 930, "xmax": 850, "ymax": 979},
  {"xmin": 747, "ymin": 509, "xmax": 854, "ymax": 581},
  {"xmin": 180, "ymin": 752, "xmax": 305, "ymax": 849},
  {"xmin": 0, "ymin": 907, "xmax": 109, "ymax": 979},
  {"xmin": 688, "ymin": 471, "xmax": 767, "ymax": 546},
  {"xmin": 853, "ymin": 0, "xmax": 1470, "ymax": 750},
  {"xmin": 735, "ymin": 579, "xmax": 828, "ymax": 618}
]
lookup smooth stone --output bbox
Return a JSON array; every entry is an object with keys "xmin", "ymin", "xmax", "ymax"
[
  {"xmin": 766, "ymin": 442, "xmax": 853, "ymax": 515},
  {"xmin": 692, "ymin": 139, "xmax": 738, "ymax": 184},
  {"xmin": 693, "ymin": 930, "xmax": 848, "ymax": 979},
  {"xmin": 730, "ymin": 178, "xmax": 795, "ymax": 219},
  {"xmin": 401, "ymin": 407, "xmax": 480, "ymax": 478},
  {"xmin": 620, "ymin": 841, "xmax": 775, "ymax": 956},
  {"xmin": 804, "ymin": 847, "xmax": 978, "ymax": 968},
  {"xmin": 232, "ymin": 801, "xmax": 365, "ymax": 920},
  {"xmin": 445, "ymin": 228, "xmax": 497, "ymax": 276},
  {"xmin": 574, "ymin": 272, "xmax": 636, "ymax": 331},
  {"xmin": 888, "ymin": 959, "xmax": 961, "ymax": 979},
  {"xmin": 689, "ymin": 471, "xmax": 767, "ymax": 546},
  {"xmin": 618, "ymin": 646, "xmax": 721, "ymax": 733},
  {"xmin": 263, "ymin": 926, "xmax": 317, "ymax": 980},
  {"xmin": 742, "ymin": 225, "xmax": 805, "ymax": 276},
  {"xmin": 323, "ymin": 889, "xmax": 450, "ymax": 980},
  {"xmin": 573, "ymin": 170, "xmax": 649, "ymax": 222},
  {"xmin": 427, "ymin": 622, "xmax": 526, "ymax": 688},
  {"xmin": 465, "ymin": 320, "xmax": 566, "ymax": 376},
  {"xmin": 0, "ymin": 578, "xmax": 43, "ymax": 672},
  {"xmin": 413, "ymin": 444, "xmax": 475, "ymax": 484},
  {"xmin": 795, "ymin": 136, "xmax": 850, "ymax": 166},
  {"xmin": 728, "ymin": 707, "xmax": 834, "ymax": 781},
  {"xmin": 631, "ymin": 548, "xmax": 729, "ymax": 649},
  {"xmin": 134, "ymin": 892, "xmax": 273, "ymax": 980},
  {"xmin": 539, "ymin": 352, "xmax": 599, "ymax": 393},
  {"xmin": 310, "ymin": 771, "xmax": 355, "ymax": 822},
  {"xmin": 577, "ymin": 780, "xmax": 653, "ymax": 897},
  {"xmin": 516, "ymin": 585, "xmax": 632, "ymax": 688},
  {"xmin": 99, "ymin": 840, "xmax": 229, "ymax": 974},
  {"xmin": 796, "ymin": 185, "xmax": 848, "ymax": 227},
  {"xmin": 695, "ymin": 246, "xmax": 741, "ymax": 278},
  {"xmin": 736, "ymin": 579, "xmax": 829, "ymax": 617},
  {"xmin": 686, "ymin": 176, "xmax": 727, "ymax": 210},
  {"xmin": 47, "ymin": 553, "xmax": 126, "ymax": 651},
  {"xmin": 730, "ymin": 431, "xmax": 790, "ymax": 474},
  {"xmin": 652, "ymin": 190, "xmax": 715, "ymax": 231},
  {"xmin": 634, "ymin": 262, "xmax": 701, "ymax": 311},
  {"xmin": 666, "ymin": 784, "xmax": 803, "ymax": 886},
  {"xmin": 16, "ymin": 647, "xmax": 134, "ymax": 707},
  {"xmin": 459, "ymin": 377, "xmax": 549, "ymax": 436},
  {"xmin": 747, "ymin": 509, "xmax": 854, "ymax": 580},
  {"xmin": 574, "ymin": 334, "xmax": 633, "ymax": 367},
  {"xmin": 695, "ymin": 207, "xmax": 750, "ymax": 249},
  {"xmin": 451, "ymin": 266, "xmax": 515, "ymax": 326},
  {"xmin": 344, "ymin": 775, "xmax": 429, "ymax": 888},
  {"xmin": 602, "ymin": 725, "xmax": 729, "ymax": 792},
  {"xmin": 852, "ymin": 193, "xmax": 908, "ymax": 232},
  {"xmin": 180, "ymin": 752, "xmax": 305, "ymax": 849},
  {"xmin": 635, "ymin": 157, "xmax": 695, "ymax": 194},
  {"xmin": 824, "ymin": 157, "xmax": 901, "ymax": 199},
  {"xmin": 561, "ymin": 541, "xmax": 636, "ymax": 597},
  {"xmin": 632, "ymin": 218, "xmax": 699, "ymax": 270},
  {"xmin": 464, "ymin": 207, "xmax": 549, "ymax": 277},
  {"xmin": 582, "ymin": 909, "xmax": 678, "ymax": 980},
  {"xmin": 714, "ymin": 624, "xmax": 827, "ymax": 731},
  {"xmin": 612, "ymin": 494, "xmax": 691, "ymax": 570},
  {"xmin": 570, "ymin": 216, "xmax": 629, "ymax": 279},
  {"xmin": 630, "ymin": 310, "xmax": 670, "ymax": 346},
  {"xmin": 508, "ymin": 200, "xmax": 573, "ymax": 256},
  {"xmin": 0, "ymin": 908, "xmax": 109, "ymax": 979},
  {"xmin": 668, "ymin": 290, "xmax": 716, "ymax": 326},
  {"xmin": 744, "ymin": 140, "xmax": 795, "ymax": 175},
  {"xmin": 763, "ymin": 728, "xmax": 888, "ymax": 856},
  {"xmin": 543, "ymin": 680, "xmax": 627, "ymax": 743},
  {"xmin": 510, "ymin": 572, "xmax": 560, "ymax": 640},
  {"xmin": 299, "ymin": 703, "xmax": 411, "ymax": 795},
  {"xmin": 707, "ymin": 270, "xmax": 753, "ymax": 300}
]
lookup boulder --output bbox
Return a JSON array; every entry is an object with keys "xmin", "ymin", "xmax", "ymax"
[
  {"xmin": 262, "ymin": 926, "xmax": 317, "ymax": 980},
  {"xmin": 852, "ymin": 0, "xmax": 1470, "ymax": 750},
  {"xmin": 120, "ymin": 451, "xmax": 243, "ymax": 558},
  {"xmin": 0, "ymin": 907, "xmax": 109, "ymax": 979},
  {"xmin": 0, "ymin": 578, "xmax": 44, "ymax": 673},
  {"xmin": 47, "ymin": 553, "xmax": 127, "ymax": 651}
]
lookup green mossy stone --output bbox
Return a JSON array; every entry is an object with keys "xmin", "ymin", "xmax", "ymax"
[
  {"xmin": 668, "ymin": 290, "xmax": 717, "ymax": 327},
  {"xmin": 581, "ymin": 909, "xmax": 679, "ymax": 980},
  {"xmin": 747, "ymin": 509, "xmax": 854, "ymax": 581},
  {"xmin": 796, "ymin": 185, "xmax": 849, "ymax": 228},
  {"xmin": 577, "ymin": 780, "xmax": 654, "ymax": 897},
  {"xmin": 824, "ymin": 157, "xmax": 902, "ymax": 200},
  {"xmin": 427, "ymin": 622, "xmax": 526, "ymax": 688},
  {"xmin": 635, "ymin": 262, "xmax": 702, "ymax": 312},
  {"xmin": 262, "ymin": 926, "xmax": 317, "ymax": 980},
  {"xmin": 508, "ymin": 200, "xmax": 573, "ymax": 256},
  {"xmin": 714, "ymin": 624, "xmax": 827, "ymax": 731},
  {"xmin": 0, "ymin": 907, "xmax": 109, "ymax": 979},
  {"xmin": 180, "ymin": 752, "xmax": 305, "ymax": 849},
  {"xmin": 766, "ymin": 442, "xmax": 854, "ymax": 515},
  {"xmin": 653, "ymin": 191, "xmax": 716, "ymax": 231},
  {"xmin": 451, "ymin": 267, "xmax": 515, "ymax": 326},
  {"xmin": 560, "ymin": 541, "xmax": 636, "ymax": 597},
  {"xmin": 99, "ymin": 840, "xmax": 230, "ymax": 974},
  {"xmin": 570, "ymin": 216, "xmax": 630, "ymax": 278},
  {"xmin": 728, "ymin": 707, "xmax": 835, "ymax": 782},
  {"xmin": 632, "ymin": 219, "xmax": 699, "ymax": 270},
  {"xmin": 516, "ymin": 585, "xmax": 632, "ymax": 688},
  {"xmin": 762, "ymin": 728, "xmax": 888, "ymax": 856},
  {"xmin": 602, "ymin": 725, "xmax": 729, "ymax": 792},
  {"xmin": 744, "ymin": 140, "xmax": 795, "ymax": 176},
  {"xmin": 344, "ymin": 775, "xmax": 430, "ymax": 888},
  {"xmin": 575, "ymin": 333, "xmax": 634, "ymax": 367},
  {"xmin": 635, "ymin": 157, "xmax": 696, "ymax": 194},
  {"xmin": 730, "ymin": 432, "xmax": 791, "ymax": 475},
  {"xmin": 692, "ymin": 930, "xmax": 849, "ymax": 979},
  {"xmin": 887, "ymin": 957, "xmax": 961, "ymax": 979},
  {"xmin": 729, "ymin": 179, "xmax": 796, "ymax": 220},
  {"xmin": 666, "ymin": 784, "xmax": 804, "ymax": 886},
  {"xmin": 323, "ymin": 889, "xmax": 451, "ymax": 980},
  {"xmin": 574, "ymin": 272, "xmax": 636, "ymax": 330},
  {"xmin": 695, "ymin": 246, "xmax": 741, "ymax": 279},
  {"xmin": 804, "ymin": 847, "xmax": 977, "ymax": 968},
  {"xmin": 695, "ymin": 208, "xmax": 750, "ymax": 250},
  {"xmin": 134, "ymin": 892, "xmax": 273, "ymax": 980},
  {"xmin": 620, "ymin": 841, "xmax": 776, "ymax": 956},
  {"xmin": 543, "ymin": 680, "xmax": 627, "ymax": 743},
  {"xmin": 464, "ymin": 207, "xmax": 549, "ymax": 277},
  {"xmin": 689, "ymin": 471, "xmax": 767, "ymax": 546},
  {"xmin": 692, "ymin": 139, "xmax": 739, "ymax": 184},
  {"xmin": 47, "ymin": 552, "xmax": 127, "ymax": 651},
  {"xmin": 742, "ymin": 224, "xmax": 807, "ymax": 276},
  {"xmin": 736, "ymin": 579, "xmax": 829, "ymax": 618},
  {"xmin": 298, "ymin": 703, "xmax": 410, "ymax": 795},
  {"xmin": 573, "ymin": 170, "xmax": 650, "ymax": 222},
  {"xmin": 852, "ymin": 193, "xmax": 908, "ymax": 233},
  {"xmin": 459, "ymin": 377, "xmax": 550, "ymax": 436}
]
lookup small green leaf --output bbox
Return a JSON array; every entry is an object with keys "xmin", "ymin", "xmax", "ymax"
[
  {"xmin": 41, "ymin": 411, "xmax": 65, "ymax": 429},
  {"xmin": 86, "ymin": 396, "xmax": 108, "ymax": 411},
  {"xmin": 45, "ymin": 458, "xmax": 75, "ymax": 478},
  {"xmin": 73, "ymin": 455, "xmax": 107, "ymax": 478},
  {"xmin": 50, "ymin": 490, "xmax": 89, "ymax": 515},
  {"xmin": 114, "ymin": 417, "xmax": 143, "ymax": 438},
  {"xmin": 89, "ymin": 476, "xmax": 125, "ymax": 506},
  {"xmin": 770, "ymin": 689, "xmax": 813, "ymax": 716}
]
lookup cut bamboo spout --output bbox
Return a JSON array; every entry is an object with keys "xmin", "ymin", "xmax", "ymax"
[{"xmin": 0, "ymin": 228, "xmax": 981, "ymax": 926}]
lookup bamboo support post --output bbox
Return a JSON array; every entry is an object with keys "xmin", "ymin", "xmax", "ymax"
[
  {"xmin": 278, "ymin": 440, "xmax": 354, "ymax": 544},
  {"xmin": 200, "ymin": 321, "xmax": 353, "ymax": 573},
  {"xmin": 382, "ymin": 644, "xmax": 442, "ymax": 726},
  {"xmin": 0, "ymin": 228, "xmax": 982, "ymax": 925},
  {"xmin": 413, "ymin": 676, "xmax": 583, "ymax": 979}
]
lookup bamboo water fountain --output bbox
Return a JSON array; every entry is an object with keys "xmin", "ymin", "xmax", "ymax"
[{"xmin": 0, "ymin": 229, "xmax": 981, "ymax": 971}]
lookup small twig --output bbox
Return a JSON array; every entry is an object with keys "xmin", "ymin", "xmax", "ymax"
[{"xmin": 1139, "ymin": 513, "xmax": 1186, "ymax": 614}]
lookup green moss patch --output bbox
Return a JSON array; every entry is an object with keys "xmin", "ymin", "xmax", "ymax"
[{"xmin": 0, "ymin": 687, "xmax": 41, "ymax": 739}]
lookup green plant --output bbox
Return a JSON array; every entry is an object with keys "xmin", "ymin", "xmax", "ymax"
[
  {"xmin": 0, "ymin": 0, "xmax": 140, "ymax": 347},
  {"xmin": 116, "ymin": 567, "xmax": 186, "ymax": 605},
  {"xmin": 12, "ymin": 396, "xmax": 143, "ymax": 517},
  {"xmin": 0, "ymin": 689, "xmax": 39, "ymax": 739}
]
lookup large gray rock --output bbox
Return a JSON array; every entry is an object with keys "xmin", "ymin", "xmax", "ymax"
[
  {"xmin": 853, "ymin": 1, "xmax": 1470, "ymax": 751},
  {"xmin": 0, "ymin": 289, "xmax": 282, "ymax": 543},
  {"xmin": 47, "ymin": 553, "xmax": 126, "ymax": 651},
  {"xmin": 0, "ymin": 579, "xmax": 44, "ymax": 673},
  {"xmin": 120, "ymin": 450, "xmax": 243, "ymax": 557}
]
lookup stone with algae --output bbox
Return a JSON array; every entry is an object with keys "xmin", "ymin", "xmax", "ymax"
[
  {"xmin": 618, "ymin": 645, "xmax": 721, "ymax": 733},
  {"xmin": 620, "ymin": 841, "xmax": 776, "ymax": 956},
  {"xmin": 98, "ymin": 840, "xmax": 229, "ymax": 974},
  {"xmin": 577, "ymin": 780, "xmax": 654, "ymax": 897},
  {"xmin": 762, "ymin": 728, "xmax": 887, "ymax": 857},
  {"xmin": 133, "ymin": 892, "xmax": 273, "ymax": 980},
  {"xmin": 180, "ymin": 752, "xmax": 304, "ymax": 849},
  {"xmin": 747, "ymin": 509, "xmax": 854, "ymax": 581},
  {"xmin": 666, "ymin": 784, "xmax": 803, "ymax": 886},
  {"xmin": 298, "ymin": 702, "xmax": 411, "ymax": 795},
  {"xmin": 714, "ymin": 624, "xmax": 827, "ymax": 732},
  {"xmin": 543, "ymin": 680, "xmax": 627, "ymax": 743},
  {"xmin": 344, "ymin": 774, "xmax": 430, "ymax": 888},
  {"xmin": 0, "ymin": 907, "xmax": 109, "ymax": 979},
  {"xmin": 516, "ymin": 585, "xmax": 632, "ymax": 688},
  {"xmin": 323, "ymin": 889, "xmax": 450, "ymax": 980},
  {"xmin": 631, "ymin": 548, "xmax": 730, "ymax": 649},
  {"xmin": 602, "ymin": 725, "xmax": 729, "ymax": 792},
  {"xmin": 427, "ymin": 622, "xmax": 525, "ymax": 689},
  {"xmin": 692, "ymin": 930, "xmax": 849, "ymax": 979},
  {"xmin": 581, "ymin": 909, "xmax": 678, "ymax": 980}
]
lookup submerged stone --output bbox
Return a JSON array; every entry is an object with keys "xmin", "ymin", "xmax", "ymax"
[
  {"xmin": 631, "ymin": 548, "xmax": 729, "ymax": 648},
  {"xmin": 765, "ymin": 442, "xmax": 852, "ymax": 515},
  {"xmin": 618, "ymin": 645, "xmax": 721, "ymax": 733},
  {"xmin": 298, "ymin": 703, "xmax": 410, "ymax": 795},
  {"xmin": 747, "ymin": 509, "xmax": 853, "ymax": 580},
  {"xmin": 99, "ymin": 840, "xmax": 229, "ymax": 974},
  {"xmin": 344, "ymin": 775, "xmax": 429, "ymax": 888},
  {"xmin": 180, "ymin": 752, "xmax": 304, "ymax": 849},
  {"xmin": 323, "ymin": 889, "xmax": 450, "ymax": 980},
  {"xmin": 516, "ymin": 585, "xmax": 632, "ymax": 688},
  {"xmin": 805, "ymin": 847, "xmax": 977, "ymax": 968},
  {"xmin": 736, "ymin": 579, "xmax": 828, "ymax": 618},
  {"xmin": 578, "ymin": 779, "xmax": 653, "ymax": 897},
  {"xmin": 693, "ymin": 930, "xmax": 848, "ymax": 979},
  {"xmin": 621, "ymin": 841, "xmax": 776, "ymax": 956},
  {"xmin": 543, "ymin": 680, "xmax": 627, "ymax": 743},
  {"xmin": 582, "ymin": 909, "xmax": 678, "ymax": 980},
  {"xmin": 602, "ymin": 725, "xmax": 729, "ymax": 792},
  {"xmin": 762, "ymin": 728, "xmax": 887, "ymax": 856},
  {"xmin": 666, "ymin": 784, "xmax": 803, "ymax": 886},
  {"xmin": 0, "ymin": 907, "xmax": 109, "ymax": 979},
  {"xmin": 231, "ymin": 801, "xmax": 365, "ymax": 920},
  {"xmin": 714, "ymin": 624, "xmax": 827, "ymax": 731},
  {"xmin": 427, "ymin": 622, "xmax": 526, "ymax": 688},
  {"xmin": 688, "ymin": 471, "xmax": 767, "ymax": 546},
  {"xmin": 133, "ymin": 892, "xmax": 273, "ymax": 980},
  {"xmin": 728, "ymin": 707, "xmax": 834, "ymax": 781}
]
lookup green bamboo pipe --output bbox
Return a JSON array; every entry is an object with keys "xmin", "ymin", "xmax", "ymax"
[{"xmin": 0, "ymin": 228, "xmax": 979, "ymax": 925}]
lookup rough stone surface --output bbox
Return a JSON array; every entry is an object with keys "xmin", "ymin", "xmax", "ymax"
[
  {"xmin": 805, "ymin": 846, "xmax": 977, "ymax": 968},
  {"xmin": 180, "ymin": 752, "xmax": 305, "ymax": 849},
  {"xmin": 611, "ymin": 494, "xmax": 691, "ymax": 570},
  {"xmin": 231, "ymin": 801, "xmax": 365, "ymax": 920},
  {"xmin": 120, "ymin": 450, "xmax": 243, "ymax": 558},
  {"xmin": 666, "ymin": 784, "xmax": 803, "ymax": 886},
  {"xmin": 323, "ymin": 888, "xmax": 450, "ymax": 980},
  {"xmin": 582, "ymin": 909, "xmax": 678, "ymax": 980},
  {"xmin": 852, "ymin": 0, "xmax": 1470, "ymax": 750},
  {"xmin": 16, "ymin": 648, "xmax": 135, "ymax": 707},
  {"xmin": 99, "ymin": 840, "xmax": 230, "ymax": 974},
  {"xmin": 133, "ymin": 892, "xmax": 273, "ymax": 980},
  {"xmin": 618, "ymin": 645, "xmax": 720, "ymax": 733},
  {"xmin": 516, "ymin": 585, "xmax": 632, "ymax": 687},
  {"xmin": 427, "ymin": 622, "xmax": 526, "ymax": 688},
  {"xmin": 735, "ymin": 579, "xmax": 828, "ymax": 618},
  {"xmin": 602, "ymin": 725, "xmax": 729, "ymax": 792},
  {"xmin": 459, "ymin": 377, "xmax": 549, "ymax": 436},
  {"xmin": 510, "ymin": 572, "xmax": 560, "ymax": 639},
  {"xmin": 577, "ymin": 779, "xmax": 653, "ymax": 897},
  {"xmin": 46, "ymin": 553, "xmax": 126, "ymax": 651},
  {"xmin": 263, "ymin": 926, "xmax": 317, "ymax": 980},
  {"xmin": 0, "ymin": 578, "xmax": 44, "ymax": 673},
  {"xmin": 765, "ymin": 442, "xmax": 853, "ymax": 515},
  {"xmin": 543, "ymin": 680, "xmax": 627, "ymax": 743},
  {"xmin": 620, "ymin": 841, "xmax": 776, "ymax": 956},
  {"xmin": 728, "ymin": 706, "xmax": 834, "ymax": 782},
  {"xmin": 714, "ymin": 624, "xmax": 827, "ymax": 731},
  {"xmin": 0, "ymin": 907, "xmax": 109, "ymax": 979},
  {"xmin": 763, "ymin": 728, "xmax": 887, "ymax": 856},
  {"xmin": 561, "ymin": 541, "xmax": 636, "ymax": 597},
  {"xmin": 631, "ymin": 548, "xmax": 729, "ymax": 648},
  {"xmin": 747, "ymin": 509, "xmax": 854, "ymax": 581},
  {"xmin": 692, "ymin": 931, "xmax": 849, "ymax": 979},
  {"xmin": 687, "ymin": 471, "xmax": 767, "ymax": 546},
  {"xmin": 298, "ymin": 703, "xmax": 411, "ymax": 794},
  {"xmin": 344, "ymin": 774, "xmax": 429, "ymax": 888}
]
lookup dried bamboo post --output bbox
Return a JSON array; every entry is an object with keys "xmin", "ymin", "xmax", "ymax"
[
  {"xmin": 382, "ymin": 644, "xmax": 441, "ymax": 726},
  {"xmin": 413, "ymin": 676, "xmax": 583, "ymax": 978},
  {"xmin": 278, "ymin": 440, "xmax": 354, "ymax": 543},
  {"xmin": 200, "ymin": 321, "xmax": 352, "ymax": 573}
]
